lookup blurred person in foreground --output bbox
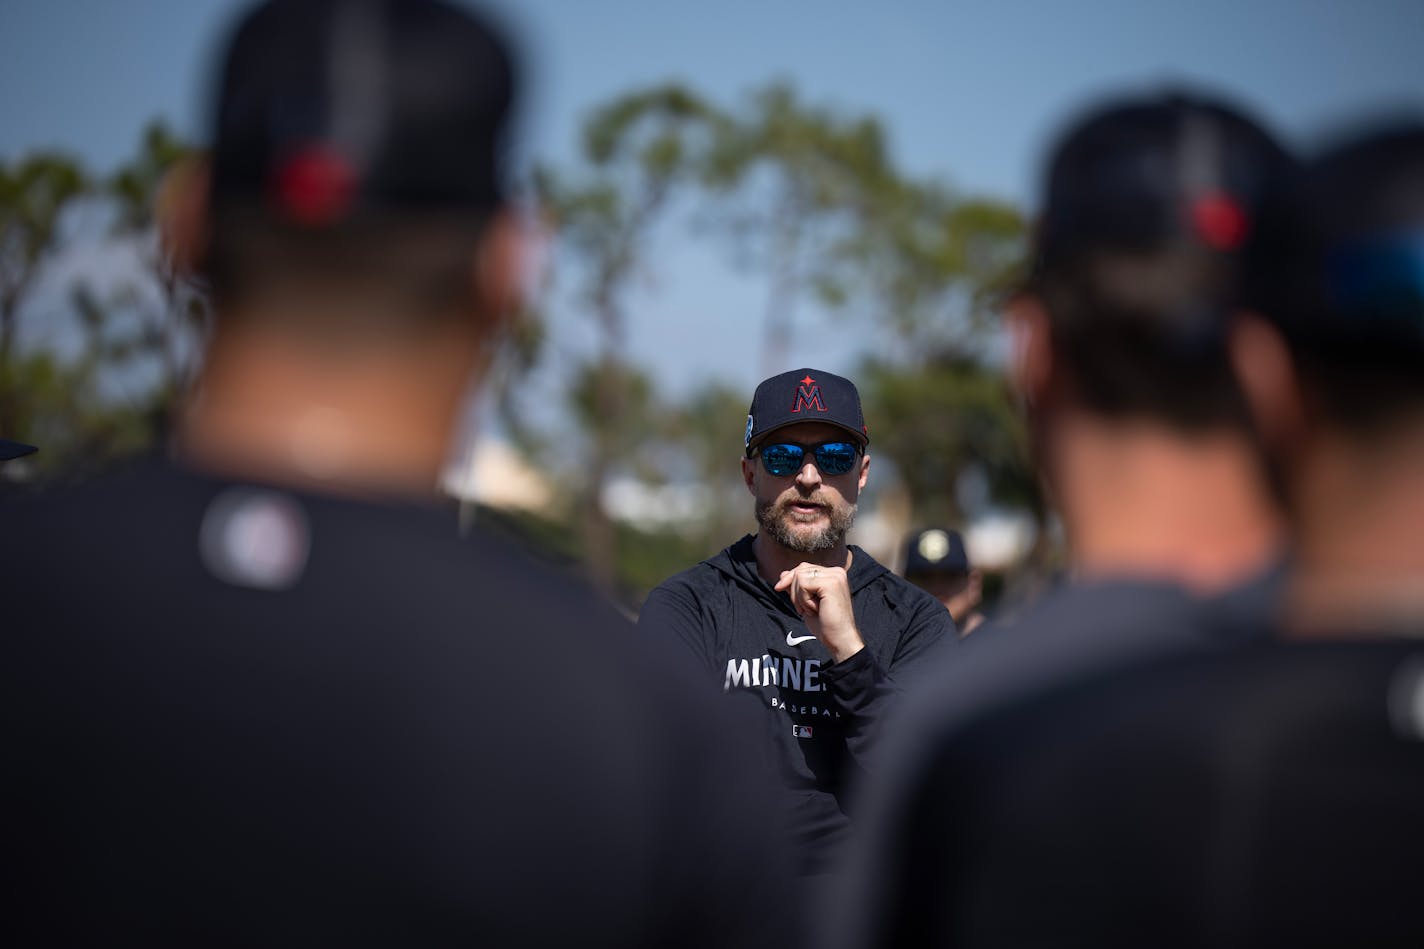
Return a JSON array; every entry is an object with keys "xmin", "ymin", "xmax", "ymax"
[
  {"xmin": 0, "ymin": 1, "xmax": 789, "ymax": 945},
  {"xmin": 900, "ymin": 527, "xmax": 985, "ymax": 635},
  {"xmin": 829, "ymin": 90, "xmax": 1299, "ymax": 948},
  {"xmin": 994, "ymin": 90, "xmax": 1293, "ymax": 636},
  {"xmin": 840, "ymin": 119, "xmax": 1424, "ymax": 947},
  {"xmin": 638, "ymin": 368, "xmax": 955, "ymax": 880},
  {"xmin": 877, "ymin": 91, "xmax": 1293, "ymax": 682}
]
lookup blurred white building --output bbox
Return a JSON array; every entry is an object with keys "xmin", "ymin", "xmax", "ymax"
[{"xmin": 442, "ymin": 439, "xmax": 555, "ymax": 512}]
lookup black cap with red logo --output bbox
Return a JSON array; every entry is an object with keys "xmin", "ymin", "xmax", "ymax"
[
  {"xmin": 744, "ymin": 368, "xmax": 869, "ymax": 456},
  {"xmin": 1031, "ymin": 89, "xmax": 1294, "ymax": 342},
  {"xmin": 1036, "ymin": 90, "xmax": 1290, "ymax": 267},
  {"xmin": 208, "ymin": 0, "xmax": 516, "ymax": 229}
]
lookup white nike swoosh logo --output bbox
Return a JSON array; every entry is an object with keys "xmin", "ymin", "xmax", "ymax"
[{"xmin": 786, "ymin": 630, "xmax": 817, "ymax": 646}]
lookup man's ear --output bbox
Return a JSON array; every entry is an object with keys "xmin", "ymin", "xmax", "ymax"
[
  {"xmin": 741, "ymin": 456, "xmax": 757, "ymax": 494},
  {"xmin": 1230, "ymin": 313, "xmax": 1307, "ymax": 456},
  {"xmin": 472, "ymin": 208, "xmax": 528, "ymax": 328},
  {"xmin": 1005, "ymin": 293, "xmax": 1052, "ymax": 407},
  {"xmin": 157, "ymin": 154, "xmax": 210, "ymax": 277},
  {"xmin": 857, "ymin": 451, "xmax": 870, "ymax": 492}
]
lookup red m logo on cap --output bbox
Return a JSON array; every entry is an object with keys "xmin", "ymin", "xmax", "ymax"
[{"xmin": 791, "ymin": 376, "xmax": 827, "ymax": 413}]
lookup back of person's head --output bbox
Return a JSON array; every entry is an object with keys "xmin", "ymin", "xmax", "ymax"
[
  {"xmin": 1252, "ymin": 122, "xmax": 1424, "ymax": 437},
  {"xmin": 201, "ymin": 0, "xmax": 517, "ymax": 328},
  {"xmin": 1027, "ymin": 89, "xmax": 1295, "ymax": 430},
  {"xmin": 902, "ymin": 527, "xmax": 971, "ymax": 580}
]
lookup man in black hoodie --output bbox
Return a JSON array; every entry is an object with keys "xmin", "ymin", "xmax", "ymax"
[{"xmin": 639, "ymin": 368, "xmax": 955, "ymax": 877}]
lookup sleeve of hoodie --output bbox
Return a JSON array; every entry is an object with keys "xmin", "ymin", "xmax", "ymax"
[
  {"xmin": 637, "ymin": 570, "xmax": 722, "ymax": 676},
  {"xmin": 820, "ymin": 583, "xmax": 957, "ymax": 770}
]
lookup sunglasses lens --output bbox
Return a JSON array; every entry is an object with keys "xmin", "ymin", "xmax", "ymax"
[
  {"xmin": 759, "ymin": 441, "xmax": 859, "ymax": 476},
  {"xmin": 814, "ymin": 442, "xmax": 858, "ymax": 475},
  {"xmin": 760, "ymin": 444, "xmax": 804, "ymax": 476}
]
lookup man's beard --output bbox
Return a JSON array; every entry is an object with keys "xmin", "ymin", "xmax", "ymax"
[{"xmin": 755, "ymin": 492, "xmax": 857, "ymax": 554}]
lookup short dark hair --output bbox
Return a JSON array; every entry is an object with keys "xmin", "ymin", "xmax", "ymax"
[
  {"xmin": 1255, "ymin": 122, "xmax": 1424, "ymax": 434},
  {"xmin": 1030, "ymin": 91, "xmax": 1295, "ymax": 430},
  {"xmin": 202, "ymin": 0, "xmax": 517, "ymax": 321},
  {"xmin": 205, "ymin": 208, "xmax": 493, "ymax": 320}
]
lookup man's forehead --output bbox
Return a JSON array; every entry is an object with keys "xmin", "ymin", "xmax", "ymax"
[{"xmin": 764, "ymin": 421, "xmax": 855, "ymax": 445}]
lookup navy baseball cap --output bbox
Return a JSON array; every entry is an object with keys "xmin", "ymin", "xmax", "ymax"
[
  {"xmin": 208, "ymin": 0, "xmax": 516, "ymax": 228},
  {"xmin": 744, "ymin": 368, "xmax": 869, "ymax": 456},
  {"xmin": 903, "ymin": 528, "xmax": 971, "ymax": 576},
  {"xmin": 1260, "ymin": 122, "xmax": 1424, "ymax": 351},
  {"xmin": 0, "ymin": 439, "xmax": 37, "ymax": 461}
]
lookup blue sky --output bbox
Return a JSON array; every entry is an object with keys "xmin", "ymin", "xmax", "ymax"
[{"xmin": 3, "ymin": 0, "xmax": 1422, "ymax": 403}]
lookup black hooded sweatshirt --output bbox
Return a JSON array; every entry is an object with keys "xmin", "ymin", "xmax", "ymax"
[{"xmin": 638, "ymin": 534, "xmax": 956, "ymax": 874}]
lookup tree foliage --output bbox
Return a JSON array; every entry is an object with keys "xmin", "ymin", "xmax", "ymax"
[
  {"xmin": 0, "ymin": 123, "xmax": 198, "ymax": 475},
  {"xmin": 0, "ymin": 151, "xmax": 88, "ymax": 440},
  {"xmin": 530, "ymin": 84, "xmax": 725, "ymax": 590},
  {"xmin": 701, "ymin": 82, "xmax": 902, "ymax": 375},
  {"xmin": 6, "ymin": 81, "xmax": 1044, "ymax": 597},
  {"xmin": 94, "ymin": 120, "xmax": 208, "ymax": 430},
  {"xmin": 860, "ymin": 352, "xmax": 1038, "ymax": 526}
]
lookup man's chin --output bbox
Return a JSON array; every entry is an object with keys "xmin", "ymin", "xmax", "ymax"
[
  {"xmin": 755, "ymin": 498, "xmax": 855, "ymax": 553},
  {"xmin": 771, "ymin": 519, "xmax": 840, "ymax": 554}
]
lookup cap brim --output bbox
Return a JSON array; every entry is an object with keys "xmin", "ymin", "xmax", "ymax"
[
  {"xmin": 747, "ymin": 421, "xmax": 868, "ymax": 455},
  {"xmin": 0, "ymin": 439, "xmax": 38, "ymax": 460}
]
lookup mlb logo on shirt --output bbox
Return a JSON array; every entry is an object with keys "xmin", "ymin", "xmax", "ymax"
[{"xmin": 792, "ymin": 725, "xmax": 813, "ymax": 739}]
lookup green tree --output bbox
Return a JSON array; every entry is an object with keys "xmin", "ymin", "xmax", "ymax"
[
  {"xmin": 533, "ymin": 85, "xmax": 724, "ymax": 590},
  {"xmin": 0, "ymin": 152, "xmax": 88, "ymax": 438},
  {"xmin": 666, "ymin": 380, "xmax": 754, "ymax": 557},
  {"xmin": 703, "ymin": 82, "xmax": 900, "ymax": 375},
  {"xmin": 851, "ymin": 182, "xmax": 1026, "ymax": 360},
  {"xmin": 860, "ymin": 351, "xmax": 1039, "ymax": 527},
  {"xmin": 96, "ymin": 119, "xmax": 207, "ymax": 419},
  {"xmin": 1, "ymin": 124, "xmax": 206, "ymax": 476}
]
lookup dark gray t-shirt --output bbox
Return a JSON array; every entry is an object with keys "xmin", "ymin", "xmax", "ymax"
[
  {"xmin": 3, "ymin": 459, "xmax": 795, "ymax": 947},
  {"xmin": 832, "ymin": 570, "xmax": 1283, "ymax": 948}
]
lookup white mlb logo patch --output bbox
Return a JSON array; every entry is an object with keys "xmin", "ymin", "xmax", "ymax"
[{"xmin": 792, "ymin": 725, "xmax": 813, "ymax": 739}]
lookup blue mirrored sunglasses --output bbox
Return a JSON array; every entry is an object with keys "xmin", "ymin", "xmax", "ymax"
[{"xmin": 756, "ymin": 441, "xmax": 861, "ymax": 477}]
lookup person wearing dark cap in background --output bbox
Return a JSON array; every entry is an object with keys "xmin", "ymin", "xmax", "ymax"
[
  {"xmin": 0, "ymin": 2, "xmax": 789, "ymax": 945},
  {"xmin": 639, "ymin": 368, "xmax": 955, "ymax": 882},
  {"xmin": 901, "ymin": 527, "xmax": 985, "ymax": 635},
  {"xmin": 841, "ymin": 119, "xmax": 1424, "ymax": 949},
  {"xmin": 828, "ymin": 90, "xmax": 1299, "ymax": 948}
]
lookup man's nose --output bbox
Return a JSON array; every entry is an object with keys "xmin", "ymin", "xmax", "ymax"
[{"xmin": 795, "ymin": 460, "xmax": 822, "ymax": 487}]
